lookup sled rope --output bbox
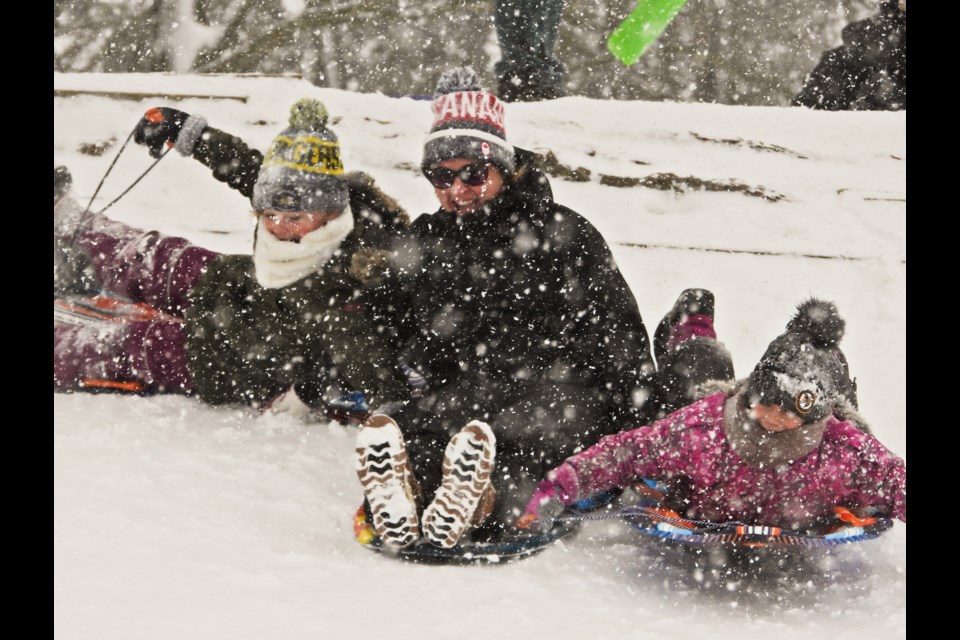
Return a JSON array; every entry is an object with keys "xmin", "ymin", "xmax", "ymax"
[
  {"xmin": 553, "ymin": 504, "xmax": 742, "ymax": 531},
  {"xmin": 549, "ymin": 503, "xmax": 892, "ymax": 547},
  {"xmin": 85, "ymin": 126, "xmax": 171, "ymax": 217}
]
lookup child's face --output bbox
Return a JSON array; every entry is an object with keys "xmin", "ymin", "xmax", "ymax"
[
  {"xmin": 750, "ymin": 403, "xmax": 804, "ymax": 432},
  {"xmin": 260, "ymin": 209, "xmax": 343, "ymax": 242}
]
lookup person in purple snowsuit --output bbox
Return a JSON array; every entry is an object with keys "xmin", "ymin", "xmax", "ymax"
[
  {"xmin": 54, "ymin": 98, "xmax": 414, "ymax": 419},
  {"xmin": 520, "ymin": 299, "xmax": 906, "ymax": 531}
]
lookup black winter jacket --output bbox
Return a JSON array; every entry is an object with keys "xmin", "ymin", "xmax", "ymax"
[
  {"xmin": 181, "ymin": 126, "xmax": 411, "ymax": 409},
  {"xmin": 389, "ymin": 148, "xmax": 657, "ymax": 429},
  {"xmin": 794, "ymin": 1, "xmax": 906, "ymax": 111}
]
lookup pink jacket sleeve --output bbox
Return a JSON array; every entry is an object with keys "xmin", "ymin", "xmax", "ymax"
[
  {"xmin": 547, "ymin": 408, "xmax": 701, "ymax": 505},
  {"xmin": 850, "ymin": 431, "xmax": 907, "ymax": 522}
]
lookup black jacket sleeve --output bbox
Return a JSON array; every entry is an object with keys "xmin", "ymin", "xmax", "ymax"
[
  {"xmin": 190, "ymin": 126, "xmax": 264, "ymax": 200},
  {"xmin": 552, "ymin": 210, "xmax": 659, "ymax": 425},
  {"xmin": 183, "ymin": 257, "xmax": 293, "ymax": 406}
]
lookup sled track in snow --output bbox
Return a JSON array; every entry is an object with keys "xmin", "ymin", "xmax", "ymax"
[{"xmin": 616, "ymin": 241, "xmax": 906, "ymax": 265}]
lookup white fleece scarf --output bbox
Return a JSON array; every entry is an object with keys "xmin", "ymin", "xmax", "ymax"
[{"xmin": 252, "ymin": 205, "xmax": 355, "ymax": 289}]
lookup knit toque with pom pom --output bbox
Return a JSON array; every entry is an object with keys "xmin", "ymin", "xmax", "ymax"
[
  {"xmin": 421, "ymin": 67, "xmax": 516, "ymax": 176},
  {"xmin": 745, "ymin": 299, "xmax": 859, "ymax": 424},
  {"xmin": 252, "ymin": 97, "xmax": 347, "ymax": 212}
]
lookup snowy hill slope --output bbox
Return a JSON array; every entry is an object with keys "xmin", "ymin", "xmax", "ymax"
[{"xmin": 54, "ymin": 73, "xmax": 905, "ymax": 640}]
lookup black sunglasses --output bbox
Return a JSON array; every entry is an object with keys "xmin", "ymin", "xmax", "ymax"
[{"xmin": 423, "ymin": 162, "xmax": 489, "ymax": 189}]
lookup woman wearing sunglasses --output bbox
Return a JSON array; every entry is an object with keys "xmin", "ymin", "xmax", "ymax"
[
  {"xmin": 54, "ymin": 98, "xmax": 417, "ymax": 420},
  {"xmin": 354, "ymin": 68, "xmax": 735, "ymax": 550}
]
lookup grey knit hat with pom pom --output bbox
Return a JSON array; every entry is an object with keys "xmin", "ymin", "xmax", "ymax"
[
  {"xmin": 252, "ymin": 98, "xmax": 347, "ymax": 212},
  {"xmin": 422, "ymin": 67, "xmax": 516, "ymax": 176},
  {"xmin": 746, "ymin": 299, "xmax": 858, "ymax": 424}
]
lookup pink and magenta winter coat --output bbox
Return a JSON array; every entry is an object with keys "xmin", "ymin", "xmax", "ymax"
[{"xmin": 538, "ymin": 392, "xmax": 906, "ymax": 528}]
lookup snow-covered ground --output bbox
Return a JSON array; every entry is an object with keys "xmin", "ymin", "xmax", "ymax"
[{"xmin": 54, "ymin": 73, "xmax": 905, "ymax": 640}]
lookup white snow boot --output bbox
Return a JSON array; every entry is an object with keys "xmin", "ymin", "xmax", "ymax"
[
  {"xmin": 355, "ymin": 415, "xmax": 421, "ymax": 548},
  {"xmin": 422, "ymin": 421, "xmax": 497, "ymax": 549}
]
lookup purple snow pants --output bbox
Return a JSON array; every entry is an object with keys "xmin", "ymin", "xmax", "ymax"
[{"xmin": 53, "ymin": 213, "xmax": 219, "ymax": 394}]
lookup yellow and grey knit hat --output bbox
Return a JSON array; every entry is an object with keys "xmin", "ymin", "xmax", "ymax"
[{"xmin": 252, "ymin": 98, "xmax": 347, "ymax": 212}]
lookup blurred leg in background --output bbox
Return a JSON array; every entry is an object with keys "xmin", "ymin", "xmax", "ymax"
[{"xmin": 494, "ymin": 0, "xmax": 566, "ymax": 101}]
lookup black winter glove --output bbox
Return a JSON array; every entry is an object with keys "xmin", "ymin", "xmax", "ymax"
[{"xmin": 134, "ymin": 107, "xmax": 191, "ymax": 158}]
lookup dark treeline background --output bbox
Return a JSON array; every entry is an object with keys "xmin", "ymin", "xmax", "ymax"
[{"xmin": 54, "ymin": 0, "xmax": 878, "ymax": 105}]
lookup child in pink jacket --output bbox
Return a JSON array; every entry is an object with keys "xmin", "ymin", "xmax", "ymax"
[{"xmin": 521, "ymin": 299, "xmax": 906, "ymax": 531}]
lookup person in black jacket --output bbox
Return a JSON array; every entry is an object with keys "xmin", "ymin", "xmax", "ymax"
[
  {"xmin": 794, "ymin": 0, "xmax": 906, "ymax": 111},
  {"xmin": 354, "ymin": 68, "xmax": 734, "ymax": 550},
  {"xmin": 54, "ymin": 99, "xmax": 414, "ymax": 421}
]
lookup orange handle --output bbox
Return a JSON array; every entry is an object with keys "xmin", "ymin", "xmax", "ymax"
[
  {"xmin": 833, "ymin": 506, "xmax": 877, "ymax": 527},
  {"xmin": 515, "ymin": 513, "xmax": 539, "ymax": 530}
]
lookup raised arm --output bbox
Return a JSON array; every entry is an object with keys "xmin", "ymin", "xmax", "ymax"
[{"xmin": 134, "ymin": 107, "xmax": 263, "ymax": 199}]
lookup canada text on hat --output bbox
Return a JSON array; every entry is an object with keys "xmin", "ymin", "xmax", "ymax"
[
  {"xmin": 422, "ymin": 67, "xmax": 516, "ymax": 175},
  {"xmin": 431, "ymin": 92, "xmax": 506, "ymax": 139}
]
